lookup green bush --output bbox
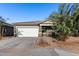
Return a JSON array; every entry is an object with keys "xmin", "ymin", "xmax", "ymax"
[{"xmin": 49, "ymin": 4, "xmax": 79, "ymax": 41}]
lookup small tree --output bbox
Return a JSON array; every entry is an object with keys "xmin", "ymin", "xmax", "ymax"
[
  {"xmin": 49, "ymin": 3, "xmax": 79, "ymax": 41},
  {"xmin": 48, "ymin": 4, "xmax": 73, "ymax": 41}
]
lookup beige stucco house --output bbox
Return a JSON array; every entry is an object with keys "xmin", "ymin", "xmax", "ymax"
[{"xmin": 14, "ymin": 20, "xmax": 55, "ymax": 37}]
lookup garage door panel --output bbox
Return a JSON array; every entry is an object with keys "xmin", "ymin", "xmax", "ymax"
[{"xmin": 16, "ymin": 26, "xmax": 39, "ymax": 37}]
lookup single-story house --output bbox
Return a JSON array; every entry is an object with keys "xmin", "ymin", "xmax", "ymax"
[
  {"xmin": 1, "ymin": 23, "xmax": 14, "ymax": 36},
  {"xmin": 14, "ymin": 20, "xmax": 56, "ymax": 37}
]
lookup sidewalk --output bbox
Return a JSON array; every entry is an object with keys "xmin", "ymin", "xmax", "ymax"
[{"xmin": 54, "ymin": 48, "xmax": 79, "ymax": 56}]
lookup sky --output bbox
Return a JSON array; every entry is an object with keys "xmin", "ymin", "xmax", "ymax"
[{"xmin": 0, "ymin": 3, "xmax": 60, "ymax": 23}]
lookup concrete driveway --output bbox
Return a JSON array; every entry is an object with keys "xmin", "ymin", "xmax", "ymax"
[
  {"xmin": 0, "ymin": 37, "xmax": 58, "ymax": 56},
  {"xmin": 0, "ymin": 37, "xmax": 78, "ymax": 56}
]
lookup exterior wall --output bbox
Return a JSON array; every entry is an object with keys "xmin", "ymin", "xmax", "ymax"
[
  {"xmin": 40, "ymin": 20, "xmax": 56, "ymax": 26},
  {"xmin": 39, "ymin": 20, "xmax": 55, "ymax": 37},
  {"xmin": 40, "ymin": 24, "xmax": 53, "ymax": 26},
  {"xmin": 14, "ymin": 26, "xmax": 17, "ymax": 37}
]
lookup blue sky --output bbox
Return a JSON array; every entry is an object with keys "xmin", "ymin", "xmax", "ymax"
[{"xmin": 0, "ymin": 3, "xmax": 60, "ymax": 23}]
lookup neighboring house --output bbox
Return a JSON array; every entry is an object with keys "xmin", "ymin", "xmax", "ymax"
[
  {"xmin": 14, "ymin": 20, "xmax": 56, "ymax": 37},
  {"xmin": 1, "ymin": 23, "xmax": 14, "ymax": 36}
]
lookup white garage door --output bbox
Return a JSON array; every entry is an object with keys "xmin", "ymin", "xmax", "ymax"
[{"xmin": 16, "ymin": 26, "xmax": 39, "ymax": 37}]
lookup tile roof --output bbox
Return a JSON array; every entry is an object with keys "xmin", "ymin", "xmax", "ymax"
[{"xmin": 13, "ymin": 21, "xmax": 42, "ymax": 26}]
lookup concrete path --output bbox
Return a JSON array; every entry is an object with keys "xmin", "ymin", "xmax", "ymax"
[
  {"xmin": 0, "ymin": 37, "xmax": 78, "ymax": 56},
  {"xmin": 54, "ymin": 48, "xmax": 79, "ymax": 56}
]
